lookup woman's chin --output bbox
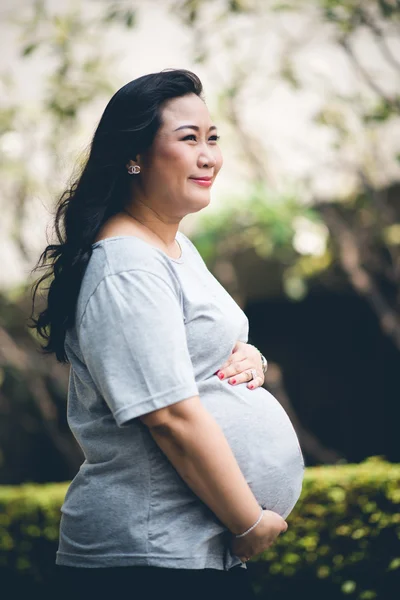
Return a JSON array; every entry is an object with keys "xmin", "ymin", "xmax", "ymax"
[{"xmin": 192, "ymin": 192, "xmax": 212, "ymax": 212}]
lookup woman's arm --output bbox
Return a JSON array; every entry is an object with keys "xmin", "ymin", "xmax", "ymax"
[{"xmin": 140, "ymin": 395, "xmax": 265, "ymax": 535}]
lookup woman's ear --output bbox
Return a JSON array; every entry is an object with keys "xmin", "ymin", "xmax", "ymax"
[
  {"xmin": 126, "ymin": 155, "xmax": 139, "ymax": 168},
  {"xmin": 126, "ymin": 156, "xmax": 142, "ymax": 174}
]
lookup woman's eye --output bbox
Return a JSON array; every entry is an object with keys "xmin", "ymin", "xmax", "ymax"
[{"xmin": 182, "ymin": 134, "xmax": 220, "ymax": 142}]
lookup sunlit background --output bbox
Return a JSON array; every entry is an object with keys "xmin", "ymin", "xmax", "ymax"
[{"xmin": 1, "ymin": 1, "xmax": 399, "ymax": 598}]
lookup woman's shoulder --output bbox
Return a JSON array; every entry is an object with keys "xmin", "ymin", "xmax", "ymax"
[
  {"xmin": 91, "ymin": 234, "xmax": 177, "ymax": 276},
  {"xmin": 77, "ymin": 246, "xmax": 182, "ymax": 331}
]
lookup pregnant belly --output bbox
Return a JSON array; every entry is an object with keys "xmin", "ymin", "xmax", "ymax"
[{"xmin": 198, "ymin": 378, "xmax": 305, "ymax": 519}]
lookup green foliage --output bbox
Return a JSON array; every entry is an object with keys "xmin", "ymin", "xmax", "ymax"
[
  {"xmin": 0, "ymin": 458, "xmax": 399, "ymax": 598},
  {"xmin": 0, "ymin": 481, "xmax": 67, "ymax": 587},
  {"xmin": 377, "ymin": 0, "xmax": 400, "ymax": 18},
  {"xmin": 0, "ymin": 0, "xmax": 136, "ymax": 275},
  {"xmin": 363, "ymin": 99, "xmax": 397, "ymax": 124},
  {"xmin": 15, "ymin": 3, "xmax": 119, "ymax": 124},
  {"xmin": 249, "ymin": 456, "xmax": 400, "ymax": 599},
  {"xmin": 192, "ymin": 183, "xmax": 314, "ymax": 259},
  {"xmin": 102, "ymin": 3, "xmax": 136, "ymax": 28},
  {"xmin": 191, "ymin": 183, "xmax": 331, "ymax": 300},
  {"xmin": 319, "ymin": 0, "xmax": 400, "ymax": 23}
]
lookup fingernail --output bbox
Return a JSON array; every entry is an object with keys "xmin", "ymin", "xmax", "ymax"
[
  {"xmin": 248, "ymin": 384, "xmax": 254, "ymax": 389},
  {"xmin": 230, "ymin": 379, "xmax": 236, "ymax": 385},
  {"xmin": 218, "ymin": 372, "xmax": 225, "ymax": 379}
]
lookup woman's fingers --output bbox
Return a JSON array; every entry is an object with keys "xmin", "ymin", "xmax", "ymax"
[
  {"xmin": 216, "ymin": 358, "xmax": 247, "ymax": 380},
  {"xmin": 217, "ymin": 353, "xmax": 247, "ymax": 374},
  {"xmin": 216, "ymin": 360, "xmax": 264, "ymax": 389},
  {"xmin": 217, "ymin": 342, "xmax": 265, "ymax": 390},
  {"xmin": 245, "ymin": 373, "xmax": 265, "ymax": 390}
]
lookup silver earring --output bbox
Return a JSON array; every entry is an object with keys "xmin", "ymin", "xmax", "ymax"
[{"xmin": 127, "ymin": 165, "xmax": 141, "ymax": 175}]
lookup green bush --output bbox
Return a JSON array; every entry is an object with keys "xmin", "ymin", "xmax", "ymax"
[
  {"xmin": 0, "ymin": 457, "xmax": 399, "ymax": 599},
  {"xmin": 0, "ymin": 480, "xmax": 67, "ymax": 595},
  {"xmin": 249, "ymin": 457, "xmax": 400, "ymax": 599}
]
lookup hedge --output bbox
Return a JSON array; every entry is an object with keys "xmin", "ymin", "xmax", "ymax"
[{"xmin": 0, "ymin": 457, "xmax": 399, "ymax": 599}]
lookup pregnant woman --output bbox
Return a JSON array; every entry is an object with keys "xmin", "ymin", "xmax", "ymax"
[{"xmin": 30, "ymin": 69, "xmax": 304, "ymax": 600}]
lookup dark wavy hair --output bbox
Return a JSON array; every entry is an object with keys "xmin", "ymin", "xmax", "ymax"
[{"xmin": 29, "ymin": 68, "xmax": 203, "ymax": 363}]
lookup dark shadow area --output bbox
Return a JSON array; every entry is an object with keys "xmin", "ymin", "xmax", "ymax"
[{"xmin": 246, "ymin": 289, "xmax": 400, "ymax": 464}]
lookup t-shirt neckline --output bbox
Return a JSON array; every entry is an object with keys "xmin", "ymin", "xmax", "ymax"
[{"xmin": 91, "ymin": 232, "xmax": 185, "ymax": 264}]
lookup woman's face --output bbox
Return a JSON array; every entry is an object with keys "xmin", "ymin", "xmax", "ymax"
[{"xmin": 137, "ymin": 93, "xmax": 223, "ymax": 219}]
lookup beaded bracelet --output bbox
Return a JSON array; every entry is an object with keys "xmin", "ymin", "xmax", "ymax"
[{"xmin": 234, "ymin": 507, "xmax": 264, "ymax": 538}]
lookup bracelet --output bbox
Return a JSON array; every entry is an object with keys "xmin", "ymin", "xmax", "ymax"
[
  {"xmin": 234, "ymin": 507, "xmax": 264, "ymax": 538},
  {"xmin": 249, "ymin": 344, "xmax": 268, "ymax": 376}
]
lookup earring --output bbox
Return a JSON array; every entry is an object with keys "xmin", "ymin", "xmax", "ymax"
[{"xmin": 127, "ymin": 165, "xmax": 141, "ymax": 175}]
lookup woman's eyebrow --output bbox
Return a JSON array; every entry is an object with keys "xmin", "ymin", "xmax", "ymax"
[{"xmin": 174, "ymin": 125, "xmax": 218, "ymax": 132}]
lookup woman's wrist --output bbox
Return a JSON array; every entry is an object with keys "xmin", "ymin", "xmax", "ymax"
[
  {"xmin": 249, "ymin": 344, "xmax": 268, "ymax": 376},
  {"xmin": 234, "ymin": 507, "xmax": 264, "ymax": 538}
]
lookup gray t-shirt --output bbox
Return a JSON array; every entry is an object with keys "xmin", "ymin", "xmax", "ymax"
[{"xmin": 56, "ymin": 231, "xmax": 304, "ymax": 571}]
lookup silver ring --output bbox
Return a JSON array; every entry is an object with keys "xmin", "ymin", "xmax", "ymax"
[{"xmin": 247, "ymin": 368, "xmax": 257, "ymax": 381}]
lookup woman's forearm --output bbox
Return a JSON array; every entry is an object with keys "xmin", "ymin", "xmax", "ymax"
[{"xmin": 146, "ymin": 397, "xmax": 261, "ymax": 535}]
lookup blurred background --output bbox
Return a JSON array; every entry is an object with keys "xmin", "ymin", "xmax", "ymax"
[{"xmin": 0, "ymin": 0, "xmax": 399, "ymax": 598}]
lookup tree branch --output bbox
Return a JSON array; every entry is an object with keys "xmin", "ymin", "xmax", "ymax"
[
  {"xmin": 320, "ymin": 204, "xmax": 400, "ymax": 351},
  {"xmin": 340, "ymin": 36, "xmax": 400, "ymax": 112},
  {"xmin": 361, "ymin": 9, "xmax": 400, "ymax": 76}
]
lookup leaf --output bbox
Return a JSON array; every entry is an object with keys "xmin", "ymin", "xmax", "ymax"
[
  {"xmin": 103, "ymin": 9, "xmax": 120, "ymax": 23},
  {"xmin": 280, "ymin": 58, "xmax": 301, "ymax": 90},
  {"xmin": 342, "ymin": 580, "xmax": 356, "ymax": 594},
  {"xmin": 21, "ymin": 43, "xmax": 39, "ymax": 57},
  {"xmin": 378, "ymin": 0, "xmax": 400, "ymax": 19},
  {"xmin": 359, "ymin": 591, "xmax": 377, "ymax": 600},
  {"xmin": 363, "ymin": 100, "xmax": 394, "ymax": 123},
  {"xmin": 271, "ymin": 3, "xmax": 297, "ymax": 11},
  {"xmin": 124, "ymin": 10, "xmax": 136, "ymax": 28},
  {"xmin": 102, "ymin": 7, "xmax": 136, "ymax": 28},
  {"xmin": 388, "ymin": 557, "xmax": 400, "ymax": 570},
  {"xmin": 229, "ymin": 0, "xmax": 246, "ymax": 12}
]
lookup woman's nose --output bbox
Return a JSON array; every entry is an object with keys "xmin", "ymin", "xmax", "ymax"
[{"xmin": 198, "ymin": 151, "xmax": 216, "ymax": 168}]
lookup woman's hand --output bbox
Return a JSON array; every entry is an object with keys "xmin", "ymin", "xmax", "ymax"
[
  {"xmin": 230, "ymin": 510, "xmax": 288, "ymax": 563},
  {"xmin": 216, "ymin": 341, "xmax": 265, "ymax": 390}
]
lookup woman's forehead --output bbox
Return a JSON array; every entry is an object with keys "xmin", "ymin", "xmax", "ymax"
[{"xmin": 161, "ymin": 95, "xmax": 213, "ymax": 129}]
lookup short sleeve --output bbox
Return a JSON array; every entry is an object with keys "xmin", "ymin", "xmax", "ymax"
[{"xmin": 78, "ymin": 269, "xmax": 199, "ymax": 427}]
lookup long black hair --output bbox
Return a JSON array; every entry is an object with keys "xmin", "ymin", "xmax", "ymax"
[{"xmin": 29, "ymin": 69, "xmax": 203, "ymax": 363}]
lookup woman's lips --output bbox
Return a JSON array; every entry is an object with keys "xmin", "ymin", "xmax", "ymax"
[{"xmin": 189, "ymin": 178, "xmax": 212, "ymax": 187}]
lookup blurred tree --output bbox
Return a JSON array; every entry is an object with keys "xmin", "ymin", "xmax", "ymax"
[
  {"xmin": 1, "ymin": 0, "xmax": 399, "ymax": 480},
  {"xmin": 171, "ymin": 0, "xmax": 400, "ymax": 351},
  {"xmin": 0, "ymin": 0, "xmax": 137, "ymax": 482}
]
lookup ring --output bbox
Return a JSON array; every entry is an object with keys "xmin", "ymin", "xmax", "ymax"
[{"xmin": 247, "ymin": 368, "xmax": 257, "ymax": 381}]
